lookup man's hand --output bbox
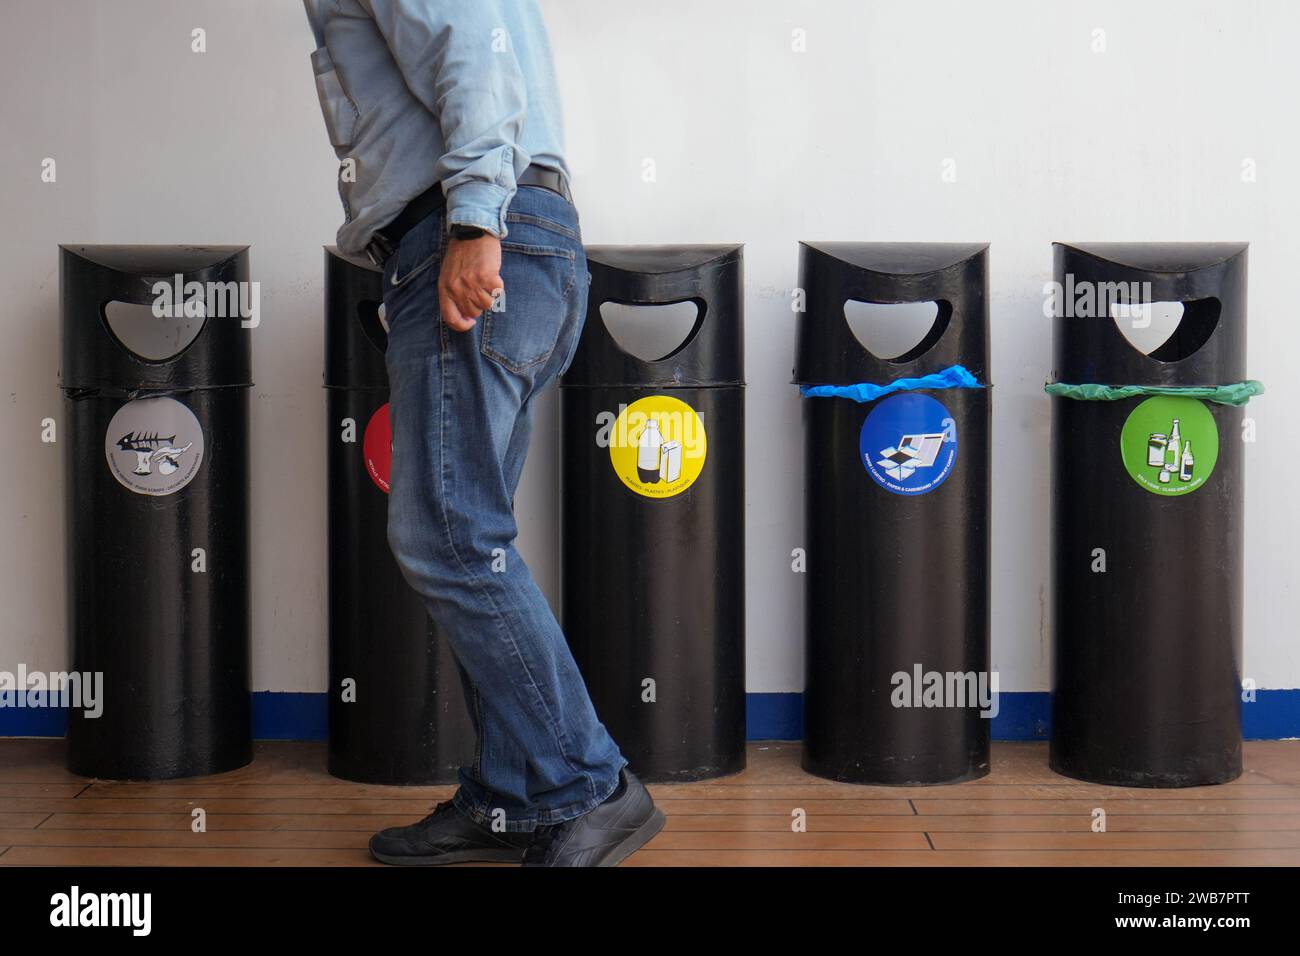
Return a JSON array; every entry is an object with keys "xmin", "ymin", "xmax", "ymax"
[{"xmin": 439, "ymin": 232, "xmax": 503, "ymax": 332}]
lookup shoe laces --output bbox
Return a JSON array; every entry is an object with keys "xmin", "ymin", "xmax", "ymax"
[{"xmin": 415, "ymin": 800, "xmax": 458, "ymax": 830}]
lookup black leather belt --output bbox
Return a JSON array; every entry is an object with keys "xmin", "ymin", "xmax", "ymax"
[
  {"xmin": 518, "ymin": 163, "xmax": 572, "ymax": 202},
  {"xmin": 364, "ymin": 163, "xmax": 572, "ymax": 267}
]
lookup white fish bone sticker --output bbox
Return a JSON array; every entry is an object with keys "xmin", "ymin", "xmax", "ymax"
[{"xmin": 104, "ymin": 396, "xmax": 204, "ymax": 496}]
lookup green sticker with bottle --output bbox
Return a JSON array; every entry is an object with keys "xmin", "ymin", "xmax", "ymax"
[{"xmin": 1119, "ymin": 396, "xmax": 1219, "ymax": 496}]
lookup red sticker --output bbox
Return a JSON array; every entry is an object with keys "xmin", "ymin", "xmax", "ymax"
[{"xmin": 363, "ymin": 403, "xmax": 393, "ymax": 494}]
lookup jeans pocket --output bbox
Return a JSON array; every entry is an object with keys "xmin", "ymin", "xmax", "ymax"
[
  {"xmin": 388, "ymin": 249, "xmax": 439, "ymax": 290},
  {"xmin": 480, "ymin": 240, "xmax": 576, "ymax": 374},
  {"xmin": 386, "ymin": 210, "xmax": 444, "ymax": 291}
]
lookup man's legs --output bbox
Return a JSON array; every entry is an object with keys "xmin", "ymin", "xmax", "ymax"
[
  {"xmin": 381, "ymin": 202, "xmax": 625, "ymax": 832},
  {"xmin": 444, "ymin": 380, "xmax": 549, "ymax": 819}
]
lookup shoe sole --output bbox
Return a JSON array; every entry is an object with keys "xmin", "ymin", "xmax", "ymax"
[
  {"xmin": 600, "ymin": 807, "xmax": 667, "ymax": 868},
  {"xmin": 370, "ymin": 847, "xmax": 525, "ymax": 866}
]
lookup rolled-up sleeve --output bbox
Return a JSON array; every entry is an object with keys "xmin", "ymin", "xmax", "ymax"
[{"xmin": 360, "ymin": 0, "xmax": 529, "ymax": 237}]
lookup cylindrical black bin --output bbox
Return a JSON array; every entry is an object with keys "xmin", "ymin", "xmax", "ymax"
[
  {"xmin": 560, "ymin": 245, "xmax": 746, "ymax": 782},
  {"xmin": 796, "ymin": 242, "xmax": 992, "ymax": 785},
  {"xmin": 323, "ymin": 248, "xmax": 474, "ymax": 785},
  {"xmin": 1050, "ymin": 242, "xmax": 1249, "ymax": 787},
  {"xmin": 60, "ymin": 245, "xmax": 253, "ymax": 779}
]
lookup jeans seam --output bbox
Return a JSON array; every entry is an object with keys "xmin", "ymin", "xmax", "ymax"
[
  {"xmin": 557, "ymin": 263, "xmax": 588, "ymax": 378},
  {"xmin": 471, "ymin": 684, "xmax": 484, "ymax": 781},
  {"xmin": 499, "ymin": 242, "xmax": 575, "ymax": 261},
  {"xmin": 503, "ymin": 211, "xmax": 580, "ymax": 241},
  {"xmin": 433, "ymin": 329, "xmax": 593, "ymax": 800}
]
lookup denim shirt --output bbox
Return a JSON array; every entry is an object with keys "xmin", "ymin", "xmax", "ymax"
[{"xmin": 303, "ymin": 0, "xmax": 571, "ymax": 256}]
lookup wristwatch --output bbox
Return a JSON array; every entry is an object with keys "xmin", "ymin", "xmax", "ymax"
[{"xmin": 449, "ymin": 224, "xmax": 488, "ymax": 241}]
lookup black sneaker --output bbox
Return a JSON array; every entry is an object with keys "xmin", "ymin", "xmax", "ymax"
[
  {"xmin": 522, "ymin": 768, "xmax": 666, "ymax": 867},
  {"xmin": 369, "ymin": 800, "xmax": 533, "ymax": 865}
]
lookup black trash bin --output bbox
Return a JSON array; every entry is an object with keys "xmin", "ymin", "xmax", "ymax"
[
  {"xmin": 1048, "ymin": 242, "xmax": 1260, "ymax": 787},
  {"xmin": 60, "ymin": 244, "xmax": 253, "ymax": 779},
  {"xmin": 560, "ymin": 244, "xmax": 746, "ymax": 782},
  {"xmin": 795, "ymin": 242, "xmax": 992, "ymax": 785},
  {"xmin": 322, "ymin": 247, "xmax": 474, "ymax": 784}
]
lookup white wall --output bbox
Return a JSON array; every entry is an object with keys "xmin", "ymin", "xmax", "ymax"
[{"xmin": 1, "ymin": 0, "xmax": 1295, "ymax": 699}]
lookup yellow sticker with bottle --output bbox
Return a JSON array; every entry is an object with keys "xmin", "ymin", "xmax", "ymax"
[{"xmin": 607, "ymin": 395, "xmax": 707, "ymax": 498}]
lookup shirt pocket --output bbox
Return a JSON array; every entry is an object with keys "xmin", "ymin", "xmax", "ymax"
[
  {"xmin": 311, "ymin": 46, "xmax": 359, "ymax": 149},
  {"xmin": 480, "ymin": 238, "xmax": 577, "ymax": 374}
]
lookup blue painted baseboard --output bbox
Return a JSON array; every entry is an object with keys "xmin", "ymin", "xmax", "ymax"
[
  {"xmin": 746, "ymin": 691, "xmax": 1055, "ymax": 741},
  {"xmin": 2, "ymin": 690, "xmax": 1297, "ymax": 741}
]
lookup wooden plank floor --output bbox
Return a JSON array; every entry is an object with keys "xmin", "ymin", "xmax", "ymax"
[{"xmin": 0, "ymin": 739, "xmax": 1297, "ymax": 866}]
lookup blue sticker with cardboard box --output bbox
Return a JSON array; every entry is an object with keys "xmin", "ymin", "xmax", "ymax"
[{"xmin": 859, "ymin": 392, "xmax": 957, "ymax": 495}]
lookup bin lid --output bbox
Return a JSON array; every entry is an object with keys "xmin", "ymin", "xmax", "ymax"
[
  {"xmin": 59, "ymin": 244, "xmax": 252, "ymax": 391},
  {"xmin": 793, "ymin": 241, "xmax": 989, "ymax": 386},
  {"xmin": 800, "ymin": 241, "xmax": 989, "ymax": 279},
  {"xmin": 1058, "ymin": 242, "xmax": 1248, "ymax": 274},
  {"xmin": 562, "ymin": 244, "xmax": 745, "ymax": 388},
  {"xmin": 59, "ymin": 244, "xmax": 248, "ymax": 275},
  {"xmin": 1052, "ymin": 242, "xmax": 1248, "ymax": 386},
  {"xmin": 587, "ymin": 244, "xmax": 742, "ymax": 276}
]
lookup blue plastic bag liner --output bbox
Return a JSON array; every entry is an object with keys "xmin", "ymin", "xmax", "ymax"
[{"xmin": 799, "ymin": 364, "xmax": 983, "ymax": 402}]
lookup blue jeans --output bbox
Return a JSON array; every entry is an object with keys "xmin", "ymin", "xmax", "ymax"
[{"xmin": 380, "ymin": 185, "xmax": 627, "ymax": 831}]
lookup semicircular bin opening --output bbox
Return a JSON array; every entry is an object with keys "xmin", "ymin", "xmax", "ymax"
[
  {"xmin": 1110, "ymin": 298, "xmax": 1220, "ymax": 362},
  {"xmin": 843, "ymin": 299, "xmax": 952, "ymax": 364},
  {"xmin": 599, "ymin": 300, "xmax": 701, "ymax": 363},
  {"xmin": 102, "ymin": 299, "xmax": 207, "ymax": 362}
]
